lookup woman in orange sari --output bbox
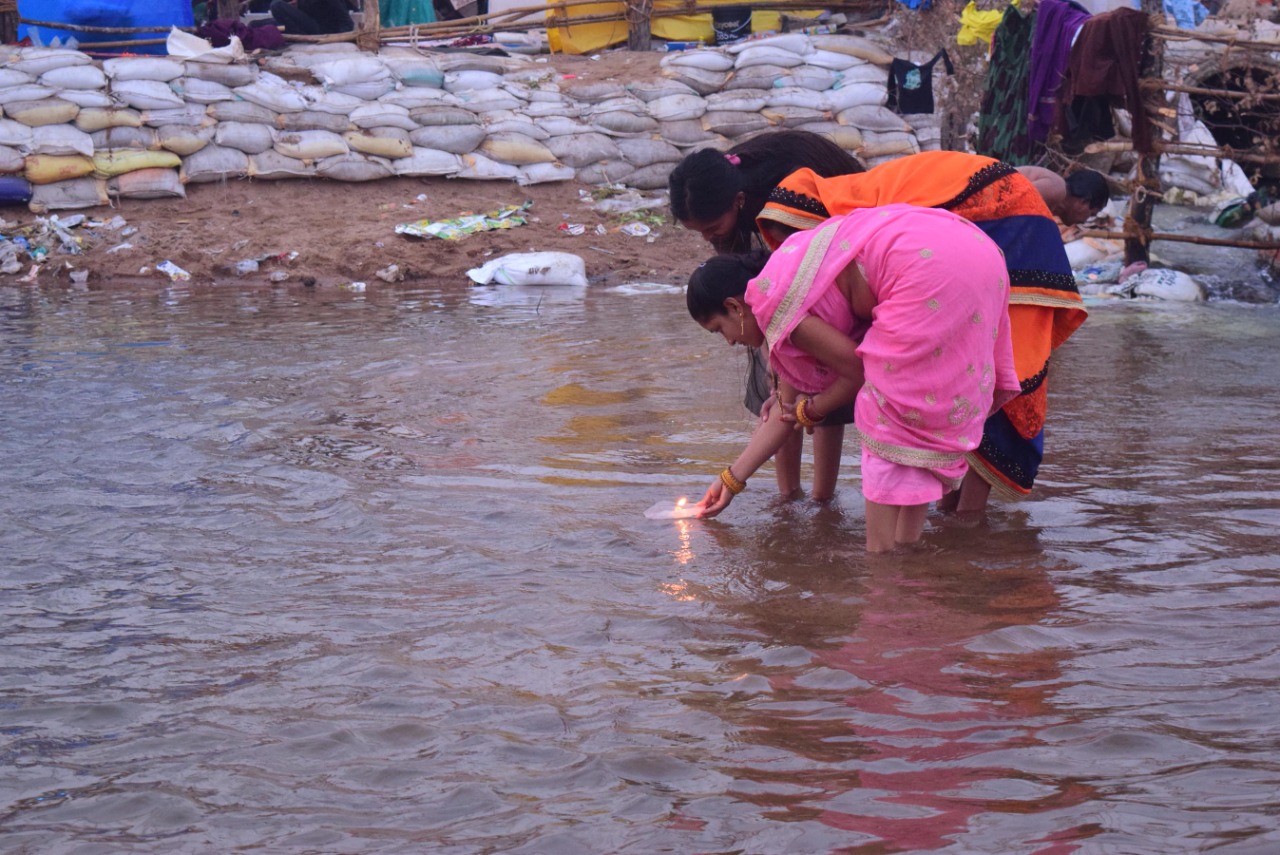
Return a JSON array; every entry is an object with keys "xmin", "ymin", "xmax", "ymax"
[{"xmin": 753, "ymin": 150, "xmax": 1087, "ymax": 509}]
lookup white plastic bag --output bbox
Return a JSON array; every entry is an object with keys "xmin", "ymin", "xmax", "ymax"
[{"xmin": 467, "ymin": 252, "xmax": 588, "ymax": 286}]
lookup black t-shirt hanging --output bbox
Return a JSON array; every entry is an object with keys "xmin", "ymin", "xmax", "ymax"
[{"xmin": 887, "ymin": 49, "xmax": 954, "ymax": 114}]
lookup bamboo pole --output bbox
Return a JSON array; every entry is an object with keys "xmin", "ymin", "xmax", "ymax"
[
  {"xmin": 1079, "ymin": 227, "xmax": 1280, "ymax": 251},
  {"xmin": 1152, "ymin": 26, "xmax": 1280, "ymax": 50},
  {"xmin": 357, "ymin": 0, "xmax": 381, "ymax": 52},
  {"xmin": 19, "ymin": 18, "xmax": 195, "ymax": 33},
  {"xmin": 1084, "ymin": 140, "xmax": 1280, "ymax": 165},
  {"xmin": 1125, "ymin": 0, "xmax": 1166, "ymax": 266},
  {"xmin": 1142, "ymin": 80, "xmax": 1280, "ymax": 102}
]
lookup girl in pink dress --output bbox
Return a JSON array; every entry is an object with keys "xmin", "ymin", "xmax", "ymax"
[{"xmin": 691, "ymin": 205, "xmax": 1021, "ymax": 552}]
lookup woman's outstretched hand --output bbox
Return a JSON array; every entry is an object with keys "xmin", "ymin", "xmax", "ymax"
[{"xmin": 697, "ymin": 479, "xmax": 734, "ymax": 518}]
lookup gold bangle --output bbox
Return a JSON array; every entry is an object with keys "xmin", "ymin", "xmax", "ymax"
[
  {"xmin": 795, "ymin": 396, "xmax": 819, "ymax": 428},
  {"xmin": 720, "ymin": 466, "xmax": 747, "ymax": 495}
]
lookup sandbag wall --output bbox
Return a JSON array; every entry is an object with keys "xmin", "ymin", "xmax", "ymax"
[{"xmin": 0, "ymin": 36, "xmax": 932, "ymax": 214}]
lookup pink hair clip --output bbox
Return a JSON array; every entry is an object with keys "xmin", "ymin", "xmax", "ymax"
[{"xmin": 724, "ymin": 154, "xmax": 741, "ymax": 166}]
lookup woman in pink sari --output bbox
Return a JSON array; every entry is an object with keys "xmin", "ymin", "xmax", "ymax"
[{"xmin": 691, "ymin": 205, "xmax": 1021, "ymax": 552}]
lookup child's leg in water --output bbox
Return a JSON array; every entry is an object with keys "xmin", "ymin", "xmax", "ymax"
[
  {"xmin": 864, "ymin": 501, "xmax": 928, "ymax": 552},
  {"xmin": 774, "ymin": 429, "xmax": 803, "ymax": 499},
  {"xmin": 936, "ymin": 470, "xmax": 991, "ymax": 515},
  {"xmin": 810, "ymin": 424, "xmax": 845, "ymax": 502}
]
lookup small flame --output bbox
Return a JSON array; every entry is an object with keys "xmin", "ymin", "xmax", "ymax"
[{"xmin": 676, "ymin": 497, "xmax": 687, "ymax": 508}]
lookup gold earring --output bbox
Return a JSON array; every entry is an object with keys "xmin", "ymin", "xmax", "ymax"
[{"xmin": 739, "ymin": 312, "xmax": 745, "ymax": 336}]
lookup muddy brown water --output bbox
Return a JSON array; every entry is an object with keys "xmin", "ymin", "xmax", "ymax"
[{"xmin": 3, "ymin": 279, "xmax": 1279, "ymax": 853}]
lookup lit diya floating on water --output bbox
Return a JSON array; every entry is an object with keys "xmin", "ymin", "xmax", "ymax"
[{"xmin": 643, "ymin": 497, "xmax": 702, "ymax": 520}]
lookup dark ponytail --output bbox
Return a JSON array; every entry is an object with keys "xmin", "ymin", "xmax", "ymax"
[
  {"xmin": 686, "ymin": 250, "xmax": 770, "ymax": 323},
  {"xmin": 670, "ymin": 131, "xmax": 864, "ymax": 254}
]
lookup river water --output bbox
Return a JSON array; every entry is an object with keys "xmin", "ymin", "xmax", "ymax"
[{"xmin": 3, "ymin": 278, "xmax": 1279, "ymax": 854}]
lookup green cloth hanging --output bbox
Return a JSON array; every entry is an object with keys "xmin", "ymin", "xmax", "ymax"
[{"xmin": 381, "ymin": 0, "xmax": 437, "ymax": 26}]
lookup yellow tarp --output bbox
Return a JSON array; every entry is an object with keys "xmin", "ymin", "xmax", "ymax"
[{"xmin": 547, "ymin": 2, "xmax": 824, "ymax": 55}]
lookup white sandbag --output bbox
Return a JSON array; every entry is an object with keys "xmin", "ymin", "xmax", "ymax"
[
  {"xmin": 171, "ymin": 77, "xmax": 235, "ymax": 104},
  {"xmin": 803, "ymin": 50, "xmax": 864, "ymax": 71},
  {"xmin": 480, "ymin": 131, "xmax": 556, "ymax": 165},
  {"xmin": 647, "ymin": 93, "xmax": 706, "ymax": 122},
  {"xmin": 276, "ymin": 110, "xmax": 352, "ymax": 134},
  {"xmin": 591, "ymin": 111, "xmax": 659, "ymax": 136},
  {"xmin": 545, "ymin": 132, "xmax": 620, "ymax": 168},
  {"xmin": 794, "ymin": 121, "xmax": 863, "ymax": 151},
  {"xmin": 385, "ymin": 58, "xmax": 444, "ymax": 89},
  {"xmin": 143, "ymin": 105, "xmax": 211, "ymax": 127},
  {"xmin": 300, "ymin": 85, "xmax": 367, "ymax": 115},
  {"xmin": 788, "ymin": 66, "xmax": 842, "ymax": 91},
  {"xmin": 181, "ymin": 143, "xmax": 249, "ymax": 183},
  {"xmin": 393, "ymin": 146, "xmax": 461, "ymax": 176},
  {"xmin": 0, "ymin": 69, "xmax": 32, "ymax": 88},
  {"xmin": 235, "ymin": 76, "xmax": 308, "ymax": 113},
  {"xmin": 826, "ymin": 82, "xmax": 888, "ymax": 112},
  {"xmin": 663, "ymin": 67, "xmax": 730, "ymax": 96},
  {"xmin": 1128, "ymin": 268, "xmax": 1204, "ymax": 301},
  {"xmin": 455, "ymin": 151, "xmax": 520, "ymax": 180},
  {"xmin": 156, "ymin": 124, "xmax": 215, "ymax": 156},
  {"xmin": 455, "ymin": 89, "xmax": 523, "ymax": 113},
  {"xmin": 735, "ymin": 46, "xmax": 805, "ymax": 69},
  {"xmin": 408, "ymin": 123, "xmax": 486, "ymax": 154},
  {"xmin": 761, "ymin": 105, "xmax": 828, "ymax": 128},
  {"xmin": 32, "ymin": 125, "xmax": 94, "ymax": 157},
  {"xmin": 521, "ymin": 100, "xmax": 580, "ymax": 120},
  {"xmin": 627, "ymin": 78, "xmax": 699, "ymax": 103},
  {"xmin": 344, "ymin": 127, "xmax": 412, "ymax": 159},
  {"xmin": 184, "ymin": 61, "xmax": 257, "ymax": 88},
  {"xmin": 410, "ymin": 105, "xmax": 480, "ymax": 126},
  {"xmin": 626, "ymin": 162, "xmax": 675, "ymax": 190},
  {"xmin": 766, "ymin": 87, "xmax": 830, "ymax": 111},
  {"xmin": 703, "ymin": 110, "xmax": 771, "ymax": 138},
  {"xmin": 112, "ymin": 80, "xmax": 184, "ymax": 111},
  {"xmin": 331, "ymin": 80, "xmax": 398, "ymax": 101},
  {"xmin": 216, "ymin": 121, "xmax": 275, "ymax": 154},
  {"xmin": 839, "ymin": 64, "xmax": 891, "ymax": 86},
  {"xmin": 0, "ymin": 119, "xmax": 33, "ymax": 149},
  {"xmin": 0, "ymin": 145, "xmax": 24, "ymax": 173},
  {"xmin": 538, "ymin": 116, "xmax": 591, "ymax": 137},
  {"xmin": 350, "ymin": 102, "xmax": 416, "ymax": 131},
  {"xmin": 562, "ymin": 80, "xmax": 628, "ymax": 103},
  {"xmin": 837, "ymin": 104, "xmax": 912, "ymax": 133},
  {"xmin": 248, "ymin": 150, "xmax": 317, "ymax": 179},
  {"xmin": 40, "ymin": 65, "xmax": 107, "ymax": 90},
  {"xmin": 380, "ymin": 88, "xmax": 459, "ymax": 110},
  {"xmin": 616, "ymin": 137, "xmax": 682, "ymax": 167},
  {"xmin": 12, "ymin": 49, "xmax": 92, "ymax": 78},
  {"xmin": 29, "ymin": 177, "xmax": 108, "ymax": 213},
  {"xmin": 7, "ymin": 97, "xmax": 80, "ymax": 126},
  {"xmin": 444, "ymin": 70, "xmax": 504, "ymax": 93},
  {"xmin": 54, "ymin": 90, "xmax": 114, "ymax": 109},
  {"xmin": 724, "ymin": 65, "xmax": 791, "ymax": 91},
  {"xmin": 575, "ymin": 159, "xmax": 635, "ymax": 185},
  {"xmin": 316, "ymin": 152, "xmax": 393, "ymax": 181},
  {"xmin": 1064, "ymin": 238, "xmax": 1117, "ymax": 267},
  {"xmin": 483, "ymin": 117, "xmax": 547, "ymax": 141},
  {"xmin": 75, "ymin": 107, "xmax": 143, "ymax": 132},
  {"xmin": 726, "ymin": 33, "xmax": 811, "ymax": 56},
  {"xmin": 661, "ymin": 50, "xmax": 735, "ymax": 72},
  {"xmin": 0, "ymin": 84, "xmax": 56, "ymax": 105},
  {"xmin": 706, "ymin": 89, "xmax": 768, "ymax": 112},
  {"xmin": 513, "ymin": 161, "xmax": 573, "ymax": 185},
  {"xmin": 90, "ymin": 126, "xmax": 154, "ymax": 151},
  {"xmin": 658, "ymin": 119, "xmax": 724, "ymax": 146},
  {"xmin": 467, "ymin": 252, "xmax": 587, "ymax": 287},
  {"xmin": 108, "ymin": 167, "xmax": 185, "ymax": 199},
  {"xmin": 104, "ymin": 57, "xmax": 183, "ymax": 82},
  {"xmin": 210, "ymin": 101, "xmax": 276, "ymax": 126},
  {"xmin": 312, "ymin": 56, "xmax": 390, "ymax": 87},
  {"xmin": 435, "ymin": 54, "xmax": 512, "ymax": 75},
  {"xmin": 812, "ymin": 34, "xmax": 894, "ymax": 65},
  {"xmin": 581, "ymin": 95, "xmax": 647, "ymax": 116},
  {"xmin": 274, "ymin": 129, "xmax": 348, "ymax": 160}
]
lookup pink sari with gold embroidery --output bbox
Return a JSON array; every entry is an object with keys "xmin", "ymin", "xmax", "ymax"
[{"xmin": 744, "ymin": 205, "xmax": 1020, "ymax": 492}]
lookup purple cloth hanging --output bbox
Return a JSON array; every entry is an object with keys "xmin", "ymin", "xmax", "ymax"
[{"xmin": 1026, "ymin": 0, "xmax": 1091, "ymax": 143}]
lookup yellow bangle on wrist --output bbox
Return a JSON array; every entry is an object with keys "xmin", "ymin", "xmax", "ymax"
[
  {"xmin": 720, "ymin": 466, "xmax": 747, "ymax": 495},
  {"xmin": 795, "ymin": 396, "xmax": 820, "ymax": 428}
]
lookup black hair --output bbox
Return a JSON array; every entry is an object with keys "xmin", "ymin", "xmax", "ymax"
[
  {"xmin": 1065, "ymin": 170, "xmax": 1110, "ymax": 209},
  {"xmin": 686, "ymin": 250, "xmax": 770, "ymax": 323},
  {"xmin": 669, "ymin": 130, "xmax": 864, "ymax": 254}
]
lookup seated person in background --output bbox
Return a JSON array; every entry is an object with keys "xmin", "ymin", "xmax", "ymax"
[
  {"xmin": 270, "ymin": 0, "xmax": 355, "ymax": 34},
  {"xmin": 1015, "ymin": 166, "xmax": 1110, "ymax": 226}
]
